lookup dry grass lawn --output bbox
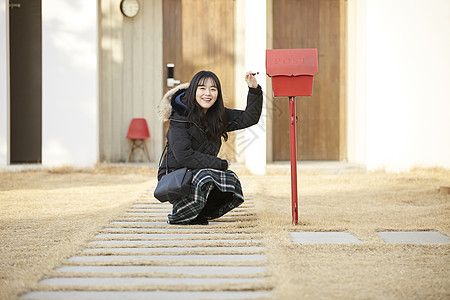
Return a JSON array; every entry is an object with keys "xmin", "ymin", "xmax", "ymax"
[{"xmin": 0, "ymin": 164, "xmax": 449, "ymax": 299}]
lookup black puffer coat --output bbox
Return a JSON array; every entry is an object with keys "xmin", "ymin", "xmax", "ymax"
[{"xmin": 157, "ymin": 84, "xmax": 263, "ymax": 180}]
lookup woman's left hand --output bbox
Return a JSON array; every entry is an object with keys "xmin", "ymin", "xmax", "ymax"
[{"xmin": 245, "ymin": 72, "xmax": 258, "ymax": 88}]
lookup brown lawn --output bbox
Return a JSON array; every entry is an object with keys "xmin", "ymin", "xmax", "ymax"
[{"xmin": 0, "ymin": 164, "xmax": 449, "ymax": 299}]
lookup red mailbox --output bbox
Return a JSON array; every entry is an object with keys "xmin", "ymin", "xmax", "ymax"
[
  {"xmin": 266, "ymin": 49, "xmax": 318, "ymax": 96},
  {"xmin": 266, "ymin": 48, "xmax": 318, "ymax": 225}
]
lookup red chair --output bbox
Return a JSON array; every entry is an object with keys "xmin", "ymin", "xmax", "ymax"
[{"xmin": 126, "ymin": 118, "xmax": 151, "ymax": 162}]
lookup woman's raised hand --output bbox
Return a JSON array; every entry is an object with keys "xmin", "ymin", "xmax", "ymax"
[{"xmin": 245, "ymin": 72, "xmax": 258, "ymax": 88}]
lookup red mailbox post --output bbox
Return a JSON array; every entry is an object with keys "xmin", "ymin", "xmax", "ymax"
[{"xmin": 266, "ymin": 49, "xmax": 318, "ymax": 225}]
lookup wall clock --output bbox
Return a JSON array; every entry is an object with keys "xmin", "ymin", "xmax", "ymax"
[{"xmin": 120, "ymin": 0, "xmax": 140, "ymax": 18}]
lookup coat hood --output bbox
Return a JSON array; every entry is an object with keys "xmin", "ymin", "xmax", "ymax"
[{"xmin": 158, "ymin": 83, "xmax": 189, "ymax": 122}]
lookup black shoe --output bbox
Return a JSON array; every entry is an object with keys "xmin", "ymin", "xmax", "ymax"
[{"xmin": 188, "ymin": 215, "xmax": 209, "ymax": 225}]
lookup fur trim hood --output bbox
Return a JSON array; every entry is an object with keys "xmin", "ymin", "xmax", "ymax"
[{"xmin": 158, "ymin": 83, "xmax": 189, "ymax": 122}]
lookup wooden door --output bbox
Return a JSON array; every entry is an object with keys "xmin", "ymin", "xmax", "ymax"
[
  {"xmin": 163, "ymin": 0, "xmax": 236, "ymax": 159},
  {"xmin": 272, "ymin": 0, "xmax": 346, "ymax": 160},
  {"xmin": 9, "ymin": 0, "xmax": 42, "ymax": 163}
]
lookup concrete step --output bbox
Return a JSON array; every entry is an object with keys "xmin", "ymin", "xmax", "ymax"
[
  {"xmin": 68, "ymin": 254, "xmax": 266, "ymax": 263},
  {"xmin": 89, "ymin": 239, "xmax": 262, "ymax": 247},
  {"xmin": 55, "ymin": 265, "xmax": 269, "ymax": 276},
  {"xmin": 94, "ymin": 233, "xmax": 255, "ymax": 239},
  {"xmin": 39, "ymin": 277, "xmax": 268, "ymax": 286},
  {"xmin": 22, "ymin": 291, "xmax": 272, "ymax": 300},
  {"xmin": 83, "ymin": 246, "xmax": 265, "ymax": 254}
]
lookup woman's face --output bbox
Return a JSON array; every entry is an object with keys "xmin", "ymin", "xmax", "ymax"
[{"xmin": 195, "ymin": 77, "xmax": 218, "ymax": 113}]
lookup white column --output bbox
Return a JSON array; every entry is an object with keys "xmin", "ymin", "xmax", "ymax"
[
  {"xmin": 234, "ymin": 0, "xmax": 246, "ymax": 164},
  {"xmin": 244, "ymin": 0, "xmax": 266, "ymax": 174},
  {"xmin": 347, "ymin": 0, "xmax": 368, "ymax": 167}
]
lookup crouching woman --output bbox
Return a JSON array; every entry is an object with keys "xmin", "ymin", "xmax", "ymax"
[{"xmin": 157, "ymin": 70, "xmax": 263, "ymax": 225}]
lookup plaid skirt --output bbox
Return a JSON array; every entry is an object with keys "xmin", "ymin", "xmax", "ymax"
[{"xmin": 168, "ymin": 168, "xmax": 244, "ymax": 224}]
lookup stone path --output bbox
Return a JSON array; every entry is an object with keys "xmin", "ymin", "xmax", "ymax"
[
  {"xmin": 21, "ymin": 193, "xmax": 273, "ymax": 299},
  {"xmin": 20, "ymin": 190, "xmax": 449, "ymax": 299}
]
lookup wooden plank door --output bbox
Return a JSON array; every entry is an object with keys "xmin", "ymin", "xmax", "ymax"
[
  {"xmin": 9, "ymin": 0, "xmax": 42, "ymax": 163},
  {"xmin": 272, "ymin": 0, "xmax": 346, "ymax": 161},
  {"xmin": 163, "ymin": 0, "xmax": 236, "ymax": 159}
]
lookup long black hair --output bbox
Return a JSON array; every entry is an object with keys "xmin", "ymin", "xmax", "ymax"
[{"xmin": 183, "ymin": 71, "xmax": 228, "ymax": 141}]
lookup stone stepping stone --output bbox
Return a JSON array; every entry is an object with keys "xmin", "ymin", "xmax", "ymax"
[
  {"xmin": 22, "ymin": 291, "xmax": 272, "ymax": 299},
  {"xmin": 55, "ymin": 265, "xmax": 269, "ymax": 276},
  {"xmin": 39, "ymin": 277, "xmax": 267, "ymax": 286},
  {"xmin": 290, "ymin": 232, "xmax": 362, "ymax": 244},
  {"xmin": 100, "ymin": 227, "xmax": 218, "ymax": 232},
  {"xmin": 129, "ymin": 206, "xmax": 171, "ymax": 209},
  {"xmin": 115, "ymin": 217, "xmax": 170, "ymax": 221},
  {"xmin": 132, "ymin": 204, "xmax": 168, "ymax": 208},
  {"xmin": 69, "ymin": 254, "xmax": 266, "ymax": 262},
  {"xmin": 377, "ymin": 231, "xmax": 450, "ymax": 243},
  {"xmin": 125, "ymin": 212, "xmax": 170, "ymax": 216},
  {"xmin": 83, "ymin": 246, "xmax": 265, "ymax": 254},
  {"xmin": 129, "ymin": 207, "xmax": 171, "ymax": 210},
  {"xmin": 115, "ymin": 216, "xmax": 252, "ymax": 221},
  {"xmin": 130, "ymin": 206, "xmax": 171, "ymax": 210},
  {"xmin": 124, "ymin": 212, "xmax": 254, "ymax": 217},
  {"xmin": 123, "ymin": 211, "xmax": 170, "ymax": 217},
  {"xmin": 128, "ymin": 206, "xmax": 254, "ymax": 211},
  {"xmin": 94, "ymin": 233, "xmax": 248, "ymax": 239},
  {"xmin": 132, "ymin": 203, "xmax": 255, "ymax": 209},
  {"xmin": 110, "ymin": 221, "xmax": 225, "ymax": 227},
  {"xmin": 90, "ymin": 239, "xmax": 262, "ymax": 246}
]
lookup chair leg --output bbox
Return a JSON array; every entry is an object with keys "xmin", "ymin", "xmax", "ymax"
[
  {"xmin": 127, "ymin": 140, "xmax": 135, "ymax": 163},
  {"xmin": 143, "ymin": 140, "xmax": 151, "ymax": 162}
]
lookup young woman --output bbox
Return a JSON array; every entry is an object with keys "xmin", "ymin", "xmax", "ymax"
[{"xmin": 157, "ymin": 70, "xmax": 263, "ymax": 225}]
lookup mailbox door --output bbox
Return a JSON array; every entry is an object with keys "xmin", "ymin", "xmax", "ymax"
[{"xmin": 271, "ymin": 76, "xmax": 314, "ymax": 97}]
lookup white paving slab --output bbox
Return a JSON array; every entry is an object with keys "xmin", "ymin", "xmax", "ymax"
[
  {"xmin": 100, "ymin": 227, "xmax": 221, "ymax": 232},
  {"xmin": 56, "ymin": 265, "xmax": 268, "ymax": 276},
  {"xmin": 101, "ymin": 227, "xmax": 197, "ymax": 232},
  {"xmin": 125, "ymin": 212, "xmax": 169, "ymax": 216},
  {"xmin": 90, "ymin": 239, "xmax": 261, "ymax": 246},
  {"xmin": 110, "ymin": 221, "xmax": 224, "ymax": 227},
  {"xmin": 83, "ymin": 246, "xmax": 265, "ymax": 254},
  {"xmin": 130, "ymin": 203, "xmax": 254, "ymax": 209},
  {"xmin": 110, "ymin": 221, "xmax": 170, "ymax": 226},
  {"xmin": 116, "ymin": 217, "xmax": 169, "ymax": 222},
  {"xmin": 115, "ymin": 216, "xmax": 251, "ymax": 222},
  {"xmin": 377, "ymin": 231, "xmax": 450, "ymax": 243},
  {"xmin": 69, "ymin": 254, "xmax": 266, "ymax": 262},
  {"xmin": 40, "ymin": 277, "xmax": 266, "ymax": 286},
  {"xmin": 22, "ymin": 291, "xmax": 271, "ymax": 300},
  {"xmin": 290, "ymin": 232, "xmax": 362, "ymax": 244},
  {"xmin": 128, "ymin": 208, "xmax": 171, "ymax": 211},
  {"xmin": 133, "ymin": 202, "xmax": 172, "ymax": 206},
  {"xmin": 95, "ymin": 233, "xmax": 248, "ymax": 239}
]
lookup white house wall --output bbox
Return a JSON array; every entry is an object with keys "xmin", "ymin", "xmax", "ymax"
[
  {"xmin": 1, "ymin": 0, "xmax": 99, "ymax": 168},
  {"xmin": 98, "ymin": 0, "xmax": 163, "ymax": 163},
  {"xmin": 42, "ymin": 0, "xmax": 98, "ymax": 166},
  {"xmin": 2, "ymin": 0, "xmax": 449, "ymax": 171},
  {"xmin": 349, "ymin": 0, "xmax": 450, "ymax": 171}
]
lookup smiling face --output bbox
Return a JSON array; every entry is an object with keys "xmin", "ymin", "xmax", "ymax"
[{"xmin": 195, "ymin": 77, "xmax": 218, "ymax": 113}]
